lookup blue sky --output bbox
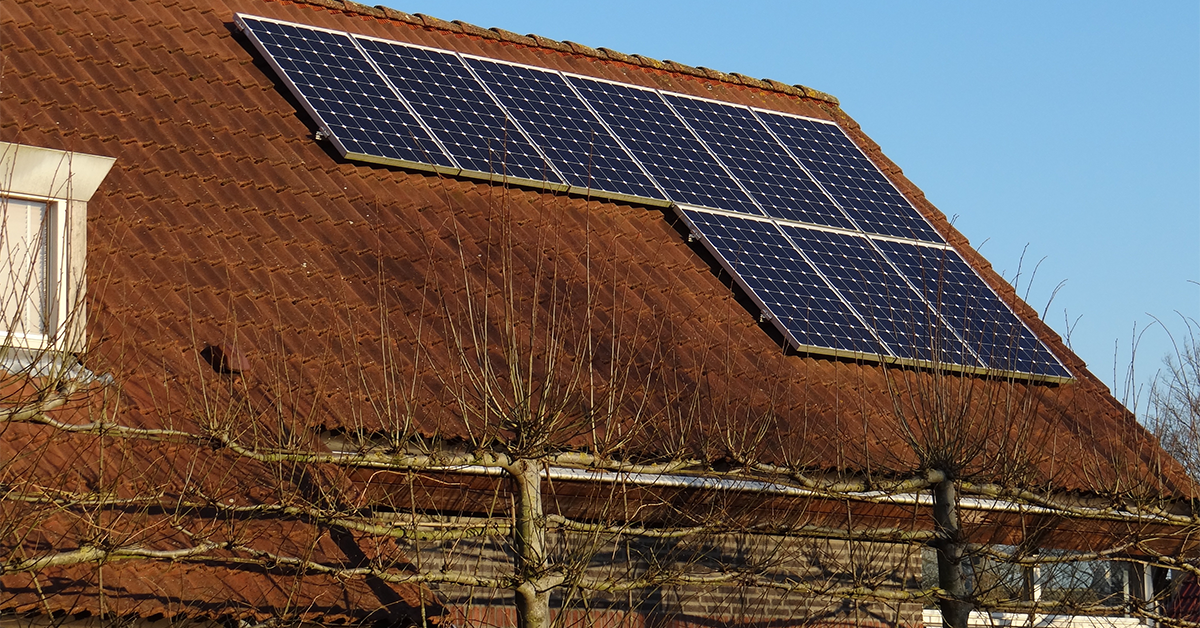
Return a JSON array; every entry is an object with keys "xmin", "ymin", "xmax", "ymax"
[{"xmin": 383, "ymin": 1, "xmax": 1199, "ymax": 411}]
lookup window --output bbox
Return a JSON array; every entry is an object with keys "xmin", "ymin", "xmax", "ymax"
[
  {"xmin": 3, "ymin": 195, "xmax": 59, "ymax": 347},
  {"xmin": 0, "ymin": 142, "xmax": 114, "ymax": 354}
]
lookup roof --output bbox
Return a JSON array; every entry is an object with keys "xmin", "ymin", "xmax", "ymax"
[{"xmin": 1, "ymin": 0, "xmax": 1196, "ymax": 622}]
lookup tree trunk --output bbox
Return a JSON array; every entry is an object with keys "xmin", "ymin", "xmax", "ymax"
[
  {"xmin": 515, "ymin": 582, "xmax": 552, "ymax": 628},
  {"xmin": 933, "ymin": 477, "xmax": 971, "ymax": 628},
  {"xmin": 512, "ymin": 458, "xmax": 551, "ymax": 628}
]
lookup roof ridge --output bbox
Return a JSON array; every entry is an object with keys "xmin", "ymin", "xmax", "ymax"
[{"xmin": 270, "ymin": 0, "xmax": 840, "ymax": 105}]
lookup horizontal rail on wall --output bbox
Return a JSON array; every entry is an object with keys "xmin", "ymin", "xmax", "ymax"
[{"xmin": 923, "ymin": 610, "xmax": 1144, "ymax": 628}]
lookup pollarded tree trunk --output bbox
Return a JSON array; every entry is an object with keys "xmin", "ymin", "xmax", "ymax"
[
  {"xmin": 511, "ymin": 458, "xmax": 551, "ymax": 628},
  {"xmin": 933, "ymin": 477, "xmax": 971, "ymax": 628}
]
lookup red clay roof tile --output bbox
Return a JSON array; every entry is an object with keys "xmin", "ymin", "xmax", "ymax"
[{"xmin": 2, "ymin": 0, "xmax": 1195, "ymax": 619}]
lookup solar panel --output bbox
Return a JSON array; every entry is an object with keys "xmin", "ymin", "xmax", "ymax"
[
  {"xmin": 875, "ymin": 240, "xmax": 1071, "ymax": 378},
  {"xmin": 665, "ymin": 95, "xmax": 855, "ymax": 230},
  {"xmin": 465, "ymin": 57, "xmax": 664, "ymax": 201},
  {"xmin": 682, "ymin": 210, "xmax": 885, "ymax": 356},
  {"xmin": 757, "ymin": 112, "xmax": 944, "ymax": 242},
  {"xmin": 238, "ymin": 13, "xmax": 1071, "ymax": 381},
  {"xmin": 781, "ymin": 226, "xmax": 978, "ymax": 366},
  {"xmin": 236, "ymin": 16, "xmax": 453, "ymax": 169},
  {"xmin": 567, "ymin": 77, "xmax": 761, "ymax": 215},
  {"xmin": 357, "ymin": 38, "xmax": 561, "ymax": 184}
]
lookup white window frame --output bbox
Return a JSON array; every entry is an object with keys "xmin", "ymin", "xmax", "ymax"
[
  {"xmin": 0, "ymin": 192, "xmax": 68, "ymax": 349},
  {"xmin": 0, "ymin": 142, "xmax": 114, "ymax": 355}
]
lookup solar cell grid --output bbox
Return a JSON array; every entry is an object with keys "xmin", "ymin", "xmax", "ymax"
[
  {"xmin": 239, "ymin": 14, "xmax": 1071, "ymax": 380},
  {"xmin": 783, "ymin": 227, "xmax": 978, "ymax": 366},
  {"xmin": 567, "ymin": 77, "xmax": 761, "ymax": 215},
  {"xmin": 357, "ymin": 38, "xmax": 560, "ymax": 184},
  {"xmin": 684, "ymin": 211, "xmax": 884, "ymax": 355},
  {"xmin": 465, "ymin": 58, "xmax": 663, "ymax": 200},
  {"xmin": 758, "ymin": 112, "xmax": 943, "ymax": 242},
  {"xmin": 238, "ymin": 17, "xmax": 452, "ymax": 168},
  {"xmin": 666, "ymin": 95, "xmax": 855, "ymax": 230},
  {"xmin": 876, "ymin": 240, "xmax": 1070, "ymax": 377}
]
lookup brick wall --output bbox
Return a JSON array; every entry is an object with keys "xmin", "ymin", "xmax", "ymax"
[{"xmin": 410, "ymin": 525, "xmax": 924, "ymax": 627}]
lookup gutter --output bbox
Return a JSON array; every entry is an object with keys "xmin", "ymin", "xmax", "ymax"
[{"xmin": 429, "ymin": 464, "xmax": 1185, "ymax": 527}]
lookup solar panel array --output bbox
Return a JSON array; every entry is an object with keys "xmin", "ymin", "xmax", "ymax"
[{"xmin": 237, "ymin": 14, "xmax": 1071, "ymax": 380}]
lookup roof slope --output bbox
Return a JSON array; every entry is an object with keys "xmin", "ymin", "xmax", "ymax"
[{"xmin": 1, "ymin": 0, "xmax": 1195, "ymax": 621}]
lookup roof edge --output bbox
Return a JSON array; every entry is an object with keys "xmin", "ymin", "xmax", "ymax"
[{"xmin": 274, "ymin": 0, "xmax": 841, "ymax": 105}]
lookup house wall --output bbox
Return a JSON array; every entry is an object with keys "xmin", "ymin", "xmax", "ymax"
[{"xmin": 413, "ymin": 528, "xmax": 923, "ymax": 627}]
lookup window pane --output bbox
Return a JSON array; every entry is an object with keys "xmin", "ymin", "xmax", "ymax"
[{"xmin": 1, "ymin": 197, "xmax": 50, "ymax": 339}]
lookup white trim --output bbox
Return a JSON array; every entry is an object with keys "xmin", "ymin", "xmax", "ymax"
[
  {"xmin": 923, "ymin": 609, "xmax": 1143, "ymax": 628},
  {"xmin": 336, "ymin": 460, "xmax": 1180, "ymax": 527},
  {"xmin": 0, "ymin": 194, "xmax": 63, "ymax": 349},
  {"xmin": 0, "ymin": 142, "xmax": 115, "ymax": 202},
  {"xmin": 0, "ymin": 142, "xmax": 114, "ymax": 354}
]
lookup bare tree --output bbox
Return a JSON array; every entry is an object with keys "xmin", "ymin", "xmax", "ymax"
[
  {"xmin": 1148, "ymin": 317, "xmax": 1200, "ymax": 483},
  {"xmin": 0, "ymin": 179, "xmax": 936, "ymax": 626},
  {"xmin": 0, "ymin": 154, "xmax": 1196, "ymax": 628}
]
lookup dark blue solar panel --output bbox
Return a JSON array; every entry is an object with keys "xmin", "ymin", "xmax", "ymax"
[
  {"xmin": 240, "ymin": 14, "xmax": 1070, "ymax": 379},
  {"xmin": 568, "ymin": 77, "xmax": 760, "ymax": 215},
  {"xmin": 875, "ymin": 240, "xmax": 1070, "ymax": 377},
  {"xmin": 684, "ymin": 211, "xmax": 884, "ymax": 355},
  {"xmin": 357, "ymin": 38, "xmax": 560, "ymax": 184},
  {"xmin": 757, "ymin": 112, "xmax": 943, "ymax": 242},
  {"xmin": 465, "ymin": 58, "xmax": 663, "ymax": 200},
  {"xmin": 665, "ymin": 95, "xmax": 854, "ymax": 230},
  {"xmin": 237, "ymin": 17, "xmax": 452, "ymax": 168},
  {"xmin": 783, "ymin": 227, "xmax": 978, "ymax": 365}
]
